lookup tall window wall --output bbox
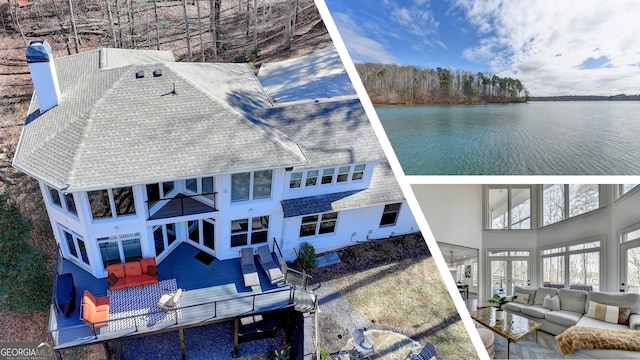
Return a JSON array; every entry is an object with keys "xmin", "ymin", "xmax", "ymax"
[
  {"xmin": 487, "ymin": 186, "xmax": 531, "ymax": 229},
  {"xmin": 541, "ymin": 239, "xmax": 601, "ymax": 291},
  {"xmin": 541, "ymin": 184, "xmax": 600, "ymax": 226}
]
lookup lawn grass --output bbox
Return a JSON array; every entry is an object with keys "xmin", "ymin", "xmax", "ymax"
[{"xmin": 330, "ymin": 255, "xmax": 477, "ymax": 359}]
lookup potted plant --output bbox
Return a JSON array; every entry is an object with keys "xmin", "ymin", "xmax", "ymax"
[{"xmin": 488, "ymin": 293, "xmax": 510, "ymax": 320}]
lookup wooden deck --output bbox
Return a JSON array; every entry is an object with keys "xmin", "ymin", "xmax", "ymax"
[{"xmin": 49, "ymin": 243, "xmax": 308, "ymax": 350}]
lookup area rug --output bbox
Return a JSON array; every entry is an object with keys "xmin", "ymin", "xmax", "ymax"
[
  {"xmin": 107, "ymin": 279, "xmax": 182, "ymax": 332},
  {"xmin": 194, "ymin": 250, "xmax": 215, "ymax": 265}
]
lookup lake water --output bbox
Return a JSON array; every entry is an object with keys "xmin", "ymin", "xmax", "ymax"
[{"xmin": 376, "ymin": 102, "xmax": 640, "ymax": 175}]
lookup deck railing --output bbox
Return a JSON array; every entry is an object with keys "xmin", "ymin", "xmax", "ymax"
[
  {"xmin": 49, "ymin": 286, "xmax": 298, "ymax": 347},
  {"xmin": 273, "ymin": 238, "xmax": 312, "ymax": 290},
  {"xmin": 146, "ymin": 192, "xmax": 217, "ymax": 219}
]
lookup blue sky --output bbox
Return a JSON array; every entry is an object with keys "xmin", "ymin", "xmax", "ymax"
[{"xmin": 323, "ymin": 0, "xmax": 640, "ymax": 96}]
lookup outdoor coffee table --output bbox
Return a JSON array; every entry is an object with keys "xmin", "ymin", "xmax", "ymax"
[{"xmin": 470, "ymin": 307, "xmax": 541, "ymax": 359}]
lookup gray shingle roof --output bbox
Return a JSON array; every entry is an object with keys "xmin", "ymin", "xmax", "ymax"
[
  {"xmin": 281, "ymin": 162, "xmax": 404, "ymax": 217},
  {"xmin": 14, "ymin": 50, "xmax": 307, "ymax": 191},
  {"xmin": 249, "ymin": 98, "xmax": 386, "ymax": 168},
  {"xmin": 13, "ymin": 45, "xmax": 386, "ymax": 192}
]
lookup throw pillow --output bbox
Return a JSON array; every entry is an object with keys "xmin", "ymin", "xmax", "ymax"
[
  {"xmin": 586, "ymin": 300, "xmax": 631, "ymax": 325},
  {"xmin": 513, "ymin": 292, "xmax": 530, "ymax": 304},
  {"xmin": 619, "ymin": 307, "xmax": 631, "ymax": 325},
  {"xmin": 107, "ymin": 272, "xmax": 118, "ymax": 287},
  {"xmin": 147, "ymin": 265, "xmax": 158, "ymax": 276},
  {"xmin": 542, "ymin": 294, "xmax": 560, "ymax": 311}
]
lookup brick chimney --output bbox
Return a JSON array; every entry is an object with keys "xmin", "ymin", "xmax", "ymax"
[{"xmin": 26, "ymin": 40, "xmax": 61, "ymax": 113}]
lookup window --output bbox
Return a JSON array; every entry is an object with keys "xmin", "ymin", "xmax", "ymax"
[
  {"xmin": 253, "ymin": 171, "xmax": 272, "ymax": 199},
  {"xmin": 153, "ymin": 223, "xmax": 177, "ymax": 257},
  {"xmin": 184, "ymin": 177, "xmax": 215, "ymax": 201},
  {"xmin": 617, "ymin": 184, "xmax": 639, "ymax": 199},
  {"xmin": 62, "ymin": 228, "xmax": 89, "ymax": 265},
  {"xmin": 456, "ymin": 264, "xmax": 465, "ymax": 282},
  {"xmin": 290, "ymin": 172, "xmax": 302, "ymax": 188},
  {"xmin": 146, "ymin": 182, "xmax": 176, "ymax": 207},
  {"xmin": 300, "ymin": 212, "xmax": 338, "ymax": 237},
  {"xmin": 542, "ymin": 184, "xmax": 599, "ymax": 226},
  {"xmin": 487, "ymin": 186, "xmax": 531, "ymax": 229},
  {"xmin": 48, "ymin": 186, "xmax": 62, "ymax": 207},
  {"xmin": 321, "ymin": 168, "xmax": 334, "ymax": 184},
  {"xmin": 231, "ymin": 219, "xmax": 249, "ymax": 247},
  {"xmin": 337, "ymin": 166, "xmax": 350, "ymax": 182},
  {"xmin": 47, "ymin": 185, "xmax": 77, "ymax": 215},
  {"xmin": 64, "ymin": 193, "xmax": 77, "ymax": 215},
  {"xmin": 473, "ymin": 262, "xmax": 478, "ymax": 286},
  {"xmin": 288, "ymin": 164, "xmax": 368, "ymax": 189},
  {"xmin": 188, "ymin": 219, "xmax": 215, "ymax": 250},
  {"xmin": 89, "ymin": 187, "xmax": 136, "ymax": 220},
  {"xmin": 622, "ymin": 225, "xmax": 640, "ymax": 293},
  {"xmin": 352, "ymin": 164, "xmax": 366, "ymax": 181},
  {"xmin": 185, "ymin": 178, "xmax": 198, "ymax": 192},
  {"xmin": 112, "ymin": 187, "xmax": 135, "ymax": 216},
  {"xmin": 305, "ymin": 170, "xmax": 318, "ymax": 187},
  {"xmin": 231, "ymin": 171, "xmax": 272, "ymax": 202},
  {"xmin": 98, "ymin": 234, "xmax": 142, "ymax": 268},
  {"xmin": 88, "ymin": 190, "xmax": 112, "ymax": 219},
  {"xmin": 541, "ymin": 240, "xmax": 601, "ymax": 291},
  {"xmin": 623, "ymin": 228, "xmax": 640, "ymax": 243},
  {"xmin": 488, "ymin": 250, "xmax": 531, "ymax": 295},
  {"xmin": 230, "ymin": 216, "xmax": 269, "ymax": 247},
  {"xmin": 380, "ymin": 203, "xmax": 401, "ymax": 226}
]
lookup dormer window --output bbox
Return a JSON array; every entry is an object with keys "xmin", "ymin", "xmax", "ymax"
[{"xmin": 288, "ymin": 164, "xmax": 367, "ymax": 189}]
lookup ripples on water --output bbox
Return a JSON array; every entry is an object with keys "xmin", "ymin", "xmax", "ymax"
[{"xmin": 377, "ymin": 102, "xmax": 640, "ymax": 175}]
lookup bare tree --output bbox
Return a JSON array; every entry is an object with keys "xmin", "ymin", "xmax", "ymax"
[
  {"xmin": 126, "ymin": 0, "xmax": 135, "ymax": 47},
  {"xmin": 283, "ymin": 0, "xmax": 292, "ymax": 50},
  {"xmin": 104, "ymin": 0, "xmax": 118, "ymax": 47},
  {"xmin": 115, "ymin": 0, "xmax": 124, "ymax": 48},
  {"xmin": 209, "ymin": 0, "xmax": 220, "ymax": 60},
  {"xmin": 195, "ymin": 0, "xmax": 204, "ymax": 61},
  {"xmin": 182, "ymin": 0, "xmax": 192, "ymax": 61},
  {"xmin": 67, "ymin": 0, "xmax": 80, "ymax": 52}
]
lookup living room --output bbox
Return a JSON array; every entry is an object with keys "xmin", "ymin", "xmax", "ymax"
[{"xmin": 411, "ymin": 184, "xmax": 640, "ymax": 358}]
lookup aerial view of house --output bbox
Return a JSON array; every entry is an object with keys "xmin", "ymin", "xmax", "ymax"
[{"xmin": 12, "ymin": 39, "xmax": 418, "ymax": 358}]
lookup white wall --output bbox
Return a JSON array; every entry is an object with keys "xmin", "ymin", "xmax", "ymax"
[
  {"xmin": 411, "ymin": 184, "xmax": 484, "ymax": 300},
  {"xmin": 411, "ymin": 185, "xmax": 483, "ymax": 249},
  {"xmin": 280, "ymin": 200, "xmax": 418, "ymax": 261}
]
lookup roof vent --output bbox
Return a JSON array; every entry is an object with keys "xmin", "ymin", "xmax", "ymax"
[
  {"xmin": 153, "ymin": 69, "xmax": 162, "ymax": 77},
  {"xmin": 135, "ymin": 70, "xmax": 145, "ymax": 79}
]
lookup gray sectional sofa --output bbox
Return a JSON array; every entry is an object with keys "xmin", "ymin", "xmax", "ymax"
[{"xmin": 503, "ymin": 286, "xmax": 640, "ymax": 358}]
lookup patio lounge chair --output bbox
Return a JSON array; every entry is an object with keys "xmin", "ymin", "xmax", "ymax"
[
  {"xmin": 410, "ymin": 342, "xmax": 437, "ymax": 360},
  {"xmin": 240, "ymin": 248, "xmax": 260, "ymax": 287},
  {"xmin": 352, "ymin": 328, "xmax": 375, "ymax": 358},
  {"xmin": 157, "ymin": 288, "xmax": 183, "ymax": 311},
  {"xmin": 256, "ymin": 245, "xmax": 284, "ymax": 285}
]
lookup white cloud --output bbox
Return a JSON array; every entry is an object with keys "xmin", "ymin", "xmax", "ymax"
[
  {"xmin": 330, "ymin": 12, "xmax": 397, "ymax": 64},
  {"xmin": 454, "ymin": 0, "xmax": 640, "ymax": 95},
  {"xmin": 387, "ymin": 0, "xmax": 440, "ymax": 47}
]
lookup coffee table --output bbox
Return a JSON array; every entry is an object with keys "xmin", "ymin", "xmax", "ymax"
[{"xmin": 470, "ymin": 307, "xmax": 541, "ymax": 359}]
